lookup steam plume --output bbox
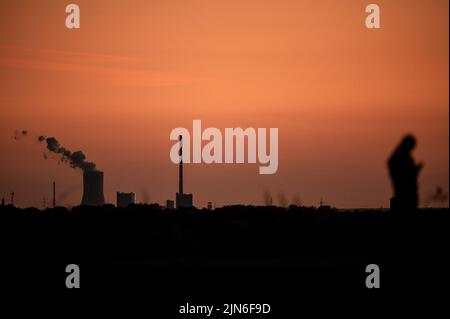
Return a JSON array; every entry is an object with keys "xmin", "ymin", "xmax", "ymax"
[
  {"xmin": 14, "ymin": 130, "xmax": 28, "ymax": 140},
  {"xmin": 263, "ymin": 189, "xmax": 273, "ymax": 206},
  {"xmin": 14, "ymin": 130, "xmax": 97, "ymax": 172},
  {"xmin": 277, "ymin": 192, "xmax": 287, "ymax": 207},
  {"xmin": 429, "ymin": 186, "xmax": 448, "ymax": 203},
  {"xmin": 39, "ymin": 136, "xmax": 97, "ymax": 171}
]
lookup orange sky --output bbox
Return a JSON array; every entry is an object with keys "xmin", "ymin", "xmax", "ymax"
[{"xmin": 0, "ymin": 0, "xmax": 448, "ymax": 208}]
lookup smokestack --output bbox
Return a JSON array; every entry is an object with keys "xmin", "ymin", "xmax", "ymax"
[
  {"xmin": 53, "ymin": 181, "xmax": 56, "ymax": 208},
  {"xmin": 10, "ymin": 192, "xmax": 14, "ymax": 206},
  {"xmin": 81, "ymin": 170, "xmax": 105, "ymax": 206},
  {"xmin": 179, "ymin": 135, "xmax": 183, "ymax": 195},
  {"xmin": 175, "ymin": 135, "xmax": 193, "ymax": 209}
]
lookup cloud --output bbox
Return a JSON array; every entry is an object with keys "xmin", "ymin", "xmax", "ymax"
[
  {"xmin": 0, "ymin": 45, "xmax": 143, "ymax": 63},
  {"xmin": 0, "ymin": 45, "xmax": 213, "ymax": 87}
]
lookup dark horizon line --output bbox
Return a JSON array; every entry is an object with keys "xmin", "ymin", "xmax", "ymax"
[{"xmin": 1, "ymin": 203, "xmax": 448, "ymax": 211}]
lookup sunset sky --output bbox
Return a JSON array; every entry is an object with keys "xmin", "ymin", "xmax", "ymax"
[{"xmin": 0, "ymin": 0, "xmax": 448, "ymax": 208}]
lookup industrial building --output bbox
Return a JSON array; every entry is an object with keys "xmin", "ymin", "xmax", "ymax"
[
  {"xmin": 81, "ymin": 170, "xmax": 105, "ymax": 206},
  {"xmin": 166, "ymin": 200, "xmax": 174, "ymax": 209},
  {"xmin": 176, "ymin": 135, "xmax": 193, "ymax": 209},
  {"xmin": 117, "ymin": 192, "xmax": 136, "ymax": 208}
]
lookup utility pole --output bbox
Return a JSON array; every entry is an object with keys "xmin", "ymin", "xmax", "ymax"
[
  {"xmin": 53, "ymin": 181, "xmax": 56, "ymax": 208},
  {"xmin": 179, "ymin": 135, "xmax": 183, "ymax": 195}
]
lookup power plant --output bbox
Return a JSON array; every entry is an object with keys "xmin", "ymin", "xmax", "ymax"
[
  {"xmin": 13, "ymin": 130, "xmax": 198, "ymax": 209},
  {"xmin": 176, "ymin": 135, "xmax": 193, "ymax": 208},
  {"xmin": 166, "ymin": 200, "xmax": 175, "ymax": 209},
  {"xmin": 117, "ymin": 192, "xmax": 136, "ymax": 208},
  {"xmin": 81, "ymin": 170, "xmax": 105, "ymax": 206}
]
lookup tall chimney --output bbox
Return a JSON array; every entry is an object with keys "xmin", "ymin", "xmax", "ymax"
[
  {"xmin": 52, "ymin": 181, "xmax": 56, "ymax": 208},
  {"xmin": 175, "ymin": 135, "xmax": 193, "ymax": 209},
  {"xmin": 81, "ymin": 170, "xmax": 105, "ymax": 206},
  {"xmin": 179, "ymin": 135, "xmax": 183, "ymax": 195}
]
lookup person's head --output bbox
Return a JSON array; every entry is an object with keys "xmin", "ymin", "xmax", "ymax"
[{"xmin": 400, "ymin": 135, "xmax": 417, "ymax": 152}]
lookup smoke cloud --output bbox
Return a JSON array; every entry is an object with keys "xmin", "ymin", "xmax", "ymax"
[
  {"xmin": 429, "ymin": 186, "xmax": 448, "ymax": 203},
  {"xmin": 277, "ymin": 192, "xmax": 287, "ymax": 208},
  {"xmin": 14, "ymin": 130, "xmax": 28, "ymax": 140},
  {"xmin": 292, "ymin": 193, "xmax": 301, "ymax": 206},
  {"xmin": 14, "ymin": 130, "xmax": 97, "ymax": 172},
  {"xmin": 39, "ymin": 136, "xmax": 97, "ymax": 171},
  {"xmin": 263, "ymin": 189, "xmax": 273, "ymax": 206}
]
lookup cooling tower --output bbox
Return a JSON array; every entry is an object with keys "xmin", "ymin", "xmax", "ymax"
[{"xmin": 81, "ymin": 170, "xmax": 105, "ymax": 206}]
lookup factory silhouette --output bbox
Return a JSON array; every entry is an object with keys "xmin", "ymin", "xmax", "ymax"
[
  {"xmin": 81, "ymin": 171, "xmax": 105, "ymax": 206},
  {"xmin": 4, "ymin": 131, "xmax": 448, "ymax": 211},
  {"xmin": 48, "ymin": 134, "xmax": 430, "ymax": 210},
  {"xmin": 11, "ymin": 130, "xmax": 197, "ymax": 209},
  {"xmin": 78, "ymin": 135, "xmax": 193, "ymax": 209},
  {"xmin": 1, "ymin": 133, "xmax": 448, "ymax": 295}
]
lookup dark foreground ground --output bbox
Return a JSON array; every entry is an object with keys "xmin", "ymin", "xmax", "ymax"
[{"xmin": 1, "ymin": 204, "xmax": 448, "ymax": 316}]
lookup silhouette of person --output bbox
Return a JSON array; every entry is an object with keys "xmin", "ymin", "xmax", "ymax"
[{"xmin": 388, "ymin": 135, "xmax": 423, "ymax": 211}]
